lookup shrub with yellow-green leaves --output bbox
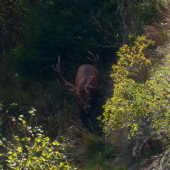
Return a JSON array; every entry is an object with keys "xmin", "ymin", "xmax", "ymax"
[
  {"xmin": 113, "ymin": 36, "xmax": 154, "ymax": 83},
  {"xmin": 102, "ymin": 36, "xmax": 170, "ymax": 138},
  {"xmin": 0, "ymin": 108, "xmax": 75, "ymax": 170}
]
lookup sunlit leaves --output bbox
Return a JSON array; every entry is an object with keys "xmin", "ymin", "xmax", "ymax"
[
  {"xmin": 0, "ymin": 114, "xmax": 75, "ymax": 169},
  {"xmin": 17, "ymin": 147, "xmax": 22, "ymax": 153},
  {"xmin": 28, "ymin": 107, "xmax": 36, "ymax": 116},
  {"xmin": 113, "ymin": 36, "xmax": 154, "ymax": 83},
  {"xmin": 53, "ymin": 141, "xmax": 60, "ymax": 146},
  {"xmin": 102, "ymin": 36, "xmax": 170, "ymax": 137}
]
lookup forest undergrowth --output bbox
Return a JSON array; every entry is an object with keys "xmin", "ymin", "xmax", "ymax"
[{"xmin": 0, "ymin": 0, "xmax": 170, "ymax": 170}]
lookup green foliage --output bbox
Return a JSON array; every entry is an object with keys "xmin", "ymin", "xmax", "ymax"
[
  {"xmin": 81, "ymin": 136, "xmax": 116, "ymax": 170},
  {"xmin": 121, "ymin": 0, "xmax": 162, "ymax": 41},
  {"xmin": 102, "ymin": 36, "xmax": 170, "ymax": 137},
  {"xmin": 11, "ymin": 0, "xmax": 117, "ymax": 81},
  {"xmin": 112, "ymin": 36, "xmax": 155, "ymax": 83},
  {"xmin": 137, "ymin": 0, "xmax": 162, "ymax": 24},
  {"xmin": 0, "ymin": 0, "xmax": 23, "ymax": 52},
  {"xmin": 0, "ymin": 108, "xmax": 75, "ymax": 170}
]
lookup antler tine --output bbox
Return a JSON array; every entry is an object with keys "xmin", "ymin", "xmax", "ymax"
[
  {"xmin": 52, "ymin": 56, "xmax": 77, "ymax": 90},
  {"xmin": 86, "ymin": 57, "xmax": 93, "ymax": 61},
  {"xmin": 87, "ymin": 50, "xmax": 99, "ymax": 68},
  {"xmin": 58, "ymin": 55, "xmax": 60, "ymax": 72},
  {"xmin": 96, "ymin": 54, "xmax": 99, "ymax": 60},
  {"xmin": 85, "ymin": 75, "xmax": 98, "ymax": 90},
  {"xmin": 87, "ymin": 50, "xmax": 99, "ymax": 62},
  {"xmin": 86, "ymin": 85, "xmax": 97, "ymax": 89},
  {"xmin": 52, "ymin": 64, "xmax": 56, "ymax": 71},
  {"xmin": 52, "ymin": 56, "xmax": 60, "ymax": 71},
  {"xmin": 87, "ymin": 50, "xmax": 94, "ymax": 56},
  {"xmin": 65, "ymin": 88, "xmax": 77, "ymax": 95}
]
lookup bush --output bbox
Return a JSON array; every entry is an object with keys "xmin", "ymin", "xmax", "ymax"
[
  {"xmin": 101, "ymin": 36, "xmax": 170, "ymax": 138},
  {"xmin": 0, "ymin": 108, "xmax": 75, "ymax": 170}
]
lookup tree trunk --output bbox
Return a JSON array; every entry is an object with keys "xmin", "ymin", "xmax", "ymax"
[{"xmin": 116, "ymin": 0, "xmax": 129, "ymax": 45}]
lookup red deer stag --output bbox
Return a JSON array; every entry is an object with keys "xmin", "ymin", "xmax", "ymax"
[{"xmin": 52, "ymin": 51, "xmax": 100, "ymax": 126}]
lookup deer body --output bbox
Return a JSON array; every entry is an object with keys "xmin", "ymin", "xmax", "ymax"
[
  {"xmin": 75, "ymin": 64, "xmax": 99, "ymax": 88},
  {"xmin": 75, "ymin": 65, "xmax": 100, "ymax": 122},
  {"xmin": 53, "ymin": 51, "xmax": 100, "ymax": 126}
]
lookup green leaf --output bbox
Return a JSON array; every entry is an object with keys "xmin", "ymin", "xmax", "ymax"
[
  {"xmin": 52, "ymin": 141, "xmax": 60, "ymax": 146},
  {"xmin": 60, "ymin": 162, "xmax": 64, "ymax": 166}
]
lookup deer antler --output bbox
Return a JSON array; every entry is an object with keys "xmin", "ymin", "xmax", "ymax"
[
  {"xmin": 87, "ymin": 50, "xmax": 99, "ymax": 68},
  {"xmin": 52, "ymin": 56, "xmax": 77, "ymax": 90},
  {"xmin": 84, "ymin": 75, "xmax": 98, "ymax": 93}
]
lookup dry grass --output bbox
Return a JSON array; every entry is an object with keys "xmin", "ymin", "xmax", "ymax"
[
  {"xmin": 67, "ymin": 122, "xmax": 96, "ymax": 162},
  {"xmin": 66, "ymin": 122, "xmax": 113, "ymax": 169},
  {"xmin": 104, "ymin": 129, "xmax": 133, "ymax": 169},
  {"xmin": 144, "ymin": 25, "xmax": 166, "ymax": 46},
  {"xmin": 159, "ymin": 147, "xmax": 170, "ymax": 170},
  {"xmin": 143, "ymin": 0, "xmax": 170, "ymax": 66},
  {"xmin": 144, "ymin": 0, "xmax": 170, "ymax": 46}
]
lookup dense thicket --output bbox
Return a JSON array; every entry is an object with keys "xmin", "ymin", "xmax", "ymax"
[
  {"xmin": 0, "ymin": 0, "xmax": 161, "ymax": 81},
  {"xmin": 5, "ymin": 0, "xmax": 118, "ymax": 81}
]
